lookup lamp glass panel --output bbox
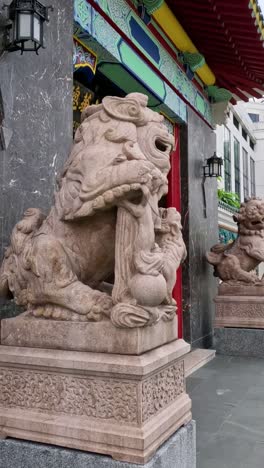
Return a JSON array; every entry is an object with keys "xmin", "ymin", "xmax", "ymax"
[
  {"xmin": 213, "ymin": 162, "xmax": 219, "ymax": 176},
  {"xmin": 33, "ymin": 15, "xmax": 41, "ymax": 42},
  {"xmin": 18, "ymin": 13, "xmax": 31, "ymax": 39},
  {"xmin": 204, "ymin": 165, "xmax": 209, "ymax": 177}
]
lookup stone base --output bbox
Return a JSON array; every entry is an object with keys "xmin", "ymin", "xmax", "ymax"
[
  {"xmin": 184, "ymin": 349, "xmax": 215, "ymax": 377},
  {"xmin": 214, "ymin": 327, "xmax": 264, "ymax": 357},
  {"xmin": 0, "ymin": 421, "xmax": 196, "ymax": 468},
  {"xmin": 0, "ymin": 340, "xmax": 191, "ymax": 464},
  {"xmin": 214, "ymin": 295, "xmax": 264, "ymax": 328},
  {"xmin": 218, "ymin": 282, "xmax": 264, "ymax": 296},
  {"xmin": 1, "ymin": 314, "xmax": 178, "ymax": 355}
]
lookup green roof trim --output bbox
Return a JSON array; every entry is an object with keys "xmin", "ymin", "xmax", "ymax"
[
  {"xmin": 141, "ymin": 0, "xmax": 164, "ymax": 14},
  {"xmin": 182, "ymin": 52, "xmax": 205, "ymax": 71},
  {"xmin": 206, "ymin": 85, "xmax": 233, "ymax": 103}
]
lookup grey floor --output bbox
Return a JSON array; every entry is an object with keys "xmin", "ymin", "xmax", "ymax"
[{"xmin": 187, "ymin": 355, "xmax": 264, "ymax": 468}]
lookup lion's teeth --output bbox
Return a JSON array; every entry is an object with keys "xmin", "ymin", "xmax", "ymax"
[
  {"xmin": 113, "ymin": 187, "xmax": 123, "ymax": 197},
  {"xmin": 131, "ymin": 183, "xmax": 141, "ymax": 190},
  {"xmin": 104, "ymin": 191, "xmax": 114, "ymax": 203},
  {"xmin": 93, "ymin": 196, "xmax": 105, "ymax": 209},
  {"xmin": 122, "ymin": 184, "xmax": 130, "ymax": 192}
]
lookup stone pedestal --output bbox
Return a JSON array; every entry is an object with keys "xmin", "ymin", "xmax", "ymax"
[
  {"xmin": 1, "ymin": 314, "xmax": 178, "ymax": 355},
  {"xmin": 214, "ymin": 284, "xmax": 264, "ymax": 356},
  {"xmin": 0, "ymin": 421, "xmax": 196, "ymax": 468},
  {"xmin": 215, "ymin": 295, "xmax": 264, "ymax": 328},
  {"xmin": 0, "ymin": 339, "xmax": 191, "ymax": 464},
  {"xmin": 214, "ymin": 327, "xmax": 264, "ymax": 358},
  {"xmin": 214, "ymin": 283, "xmax": 264, "ymax": 329}
]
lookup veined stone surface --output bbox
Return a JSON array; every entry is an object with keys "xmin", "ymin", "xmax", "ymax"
[{"xmin": 214, "ymin": 328, "xmax": 264, "ymax": 358}]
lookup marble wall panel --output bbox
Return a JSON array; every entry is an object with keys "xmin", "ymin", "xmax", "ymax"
[
  {"xmin": 181, "ymin": 108, "xmax": 218, "ymax": 348},
  {"xmin": 0, "ymin": 0, "xmax": 73, "ymax": 316}
]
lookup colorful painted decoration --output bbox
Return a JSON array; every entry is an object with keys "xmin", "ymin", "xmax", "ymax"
[
  {"xmin": 141, "ymin": 0, "xmax": 164, "ymax": 14},
  {"xmin": 73, "ymin": 81, "xmax": 101, "ymax": 136},
  {"xmin": 206, "ymin": 86, "xmax": 233, "ymax": 103},
  {"xmin": 219, "ymin": 228, "xmax": 237, "ymax": 244},
  {"xmin": 151, "ymin": 2, "xmax": 216, "ymax": 86},
  {"xmin": 73, "ymin": 37, "xmax": 97, "ymax": 74},
  {"xmin": 74, "ymin": 0, "xmax": 213, "ymax": 125},
  {"xmin": 181, "ymin": 52, "xmax": 205, "ymax": 72}
]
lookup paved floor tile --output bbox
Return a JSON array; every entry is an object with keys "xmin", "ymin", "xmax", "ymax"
[{"xmin": 187, "ymin": 355, "xmax": 264, "ymax": 468}]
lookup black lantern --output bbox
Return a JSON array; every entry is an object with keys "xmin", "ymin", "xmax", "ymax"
[
  {"xmin": 203, "ymin": 152, "xmax": 223, "ymax": 178},
  {"xmin": 3, "ymin": 0, "xmax": 53, "ymax": 54}
]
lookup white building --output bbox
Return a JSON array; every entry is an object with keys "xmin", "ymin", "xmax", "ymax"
[
  {"xmin": 216, "ymin": 99, "xmax": 264, "ymax": 276},
  {"xmin": 236, "ymin": 100, "xmax": 264, "ymax": 199},
  {"xmin": 216, "ymin": 104, "xmax": 257, "ymax": 203}
]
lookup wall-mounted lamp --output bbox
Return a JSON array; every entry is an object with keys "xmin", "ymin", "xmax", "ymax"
[
  {"xmin": 1, "ymin": 0, "xmax": 53, "ymax": 55},
  {"xmin": 203, "ymin": 152, "xmax": 223, "ymax": 178},
  {"xmin": 202, "ymin": 152, "xmax": 223, "ymax": 218}
]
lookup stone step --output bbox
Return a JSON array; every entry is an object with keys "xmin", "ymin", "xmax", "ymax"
[{"xmin": 184, "ymin": 348, "xmax": 216, "ymax": 377}]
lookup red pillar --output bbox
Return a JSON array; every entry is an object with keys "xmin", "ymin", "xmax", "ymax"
[{"xmin": 167, "ymin": 126, "xmax": 183, "ymax": 338}]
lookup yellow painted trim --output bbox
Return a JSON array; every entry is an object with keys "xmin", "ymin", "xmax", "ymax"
[
  {"xmin": 152, "ymin": 2, "xmax": 216, "ymax": 86},
  {"xmin": 159, "ymin": 111, "xmax": 175, "ymax": 125}
]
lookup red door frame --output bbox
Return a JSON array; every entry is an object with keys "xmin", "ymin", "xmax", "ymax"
[{"xmin": 167, "ymin": 126, "xmax": 183, "ymax": 338}]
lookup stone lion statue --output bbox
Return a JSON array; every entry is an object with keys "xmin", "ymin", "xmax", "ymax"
[
  {"xmin": 0, "ymin": 93, "xmax": 186, "ymax": 328},
  {"xmin": 206, "ymin": 197, "xmax": 264, "ymax": 284}
]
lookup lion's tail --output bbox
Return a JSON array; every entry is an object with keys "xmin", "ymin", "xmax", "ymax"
[
  {"xmin": 206, "ymin": 251, "xmax": 222, "ymax": 266},
  {"xmin": 0, "ymin": 208, "xmax": 46, "ymax": 298},
  {"xmin": 206, "ymin": 241, "xmax": 233, "ymax": 266}
]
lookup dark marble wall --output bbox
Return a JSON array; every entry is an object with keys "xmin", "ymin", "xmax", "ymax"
[
  {"xmin": 181, "ymin": 108, "xmax": 218, "ymax": 348},
  {"xmin": 0, "ymin": 0, "xmax": 73, "ymax": 316}
]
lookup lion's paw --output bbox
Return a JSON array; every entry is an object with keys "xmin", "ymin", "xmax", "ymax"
[{"xmin": 86, "ymin": 292, "xmax": 113, "ymax": 321}]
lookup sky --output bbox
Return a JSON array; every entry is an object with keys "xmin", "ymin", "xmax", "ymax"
[{"xmin": 259, "ymin": 0, "xmax": 264, "ymax": 14}]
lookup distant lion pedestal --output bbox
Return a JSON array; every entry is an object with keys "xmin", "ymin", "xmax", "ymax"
[
  {"xmin": 214, "ymin": 283, "xmax": 264, "ymax": 357},
  {"xmin": 206, "ymin": 197, "xmax": 264, "ymax": 358}
]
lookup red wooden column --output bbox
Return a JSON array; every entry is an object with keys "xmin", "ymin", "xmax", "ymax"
[{"xmin": 167, "ymin": 125, "xmax": 183, "ymax": 338}]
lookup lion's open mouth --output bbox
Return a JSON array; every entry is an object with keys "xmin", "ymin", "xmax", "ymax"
[
  {"xmin": 155, "ymin": 138, "xmax": 170, "ymax": 153},
  {"xmin": 155, "ymin": 137, "xmax": 172, "ymax": 154},
  {"xmin": 251, "ymin": 219, "xmax": 264, "ymax": 226}
]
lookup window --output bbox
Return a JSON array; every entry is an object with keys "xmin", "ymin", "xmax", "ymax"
[
  {"xmin": 250, "ymin": 139, "xmax": 255, "ymax": 150},
  {"xmin": 224, "ymin": 126, "xmax": 231, "ymax": 192},
  {"xmin": 250, "ymin": 158, "xmax": 256, "ymax": 197},
  {"xmin": 233, "ymin": 115, "xmax": 239, "ymax": 130},
  {"xmin": 242, "ymin": 128, "xmax": 247, "ymax": 141},
  {"xmin": 234, "ymin": 138, "xmax": 240, "ymax": 198},
  {"xmin": 243, "ymin": 148, "xmax": 249, "ymax": 199},
  {"xmin": 248, "ymin": 113, "xmax": 260, "ymax": 123}
]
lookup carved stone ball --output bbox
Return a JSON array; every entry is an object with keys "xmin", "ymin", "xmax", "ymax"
[{"xmin": 130, "ymin": 273, "xmax": 167, "ymax": 306}]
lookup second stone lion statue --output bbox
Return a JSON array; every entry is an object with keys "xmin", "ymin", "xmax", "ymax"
[
  {"xmin": 206, "ymin": 197, "xmax": 264, "ymax": 284},
  {"xmin": 0, "ymin": 93, "xmax": 186, "ymax": 328}
]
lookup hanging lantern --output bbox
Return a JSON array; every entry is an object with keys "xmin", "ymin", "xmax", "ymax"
[
  {"xmin": 203, "ymin": 152, "xmax": 223, "ymax": 178},
  {"xmin": 3, "ymin": 0, "xmax": 53, "ymax": 54}
]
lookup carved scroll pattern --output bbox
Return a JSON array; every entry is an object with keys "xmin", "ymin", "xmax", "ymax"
[
  {"xmin": 0, "ymin": 368, "xmax": 138, "ymax": 423},
  {"xmin": 142, "ymin": 361, "xmax": 185, "ymax": 422},
  {"xmin": 217, "ymin": 303, "xmax": 264, "ymax": 318}
]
